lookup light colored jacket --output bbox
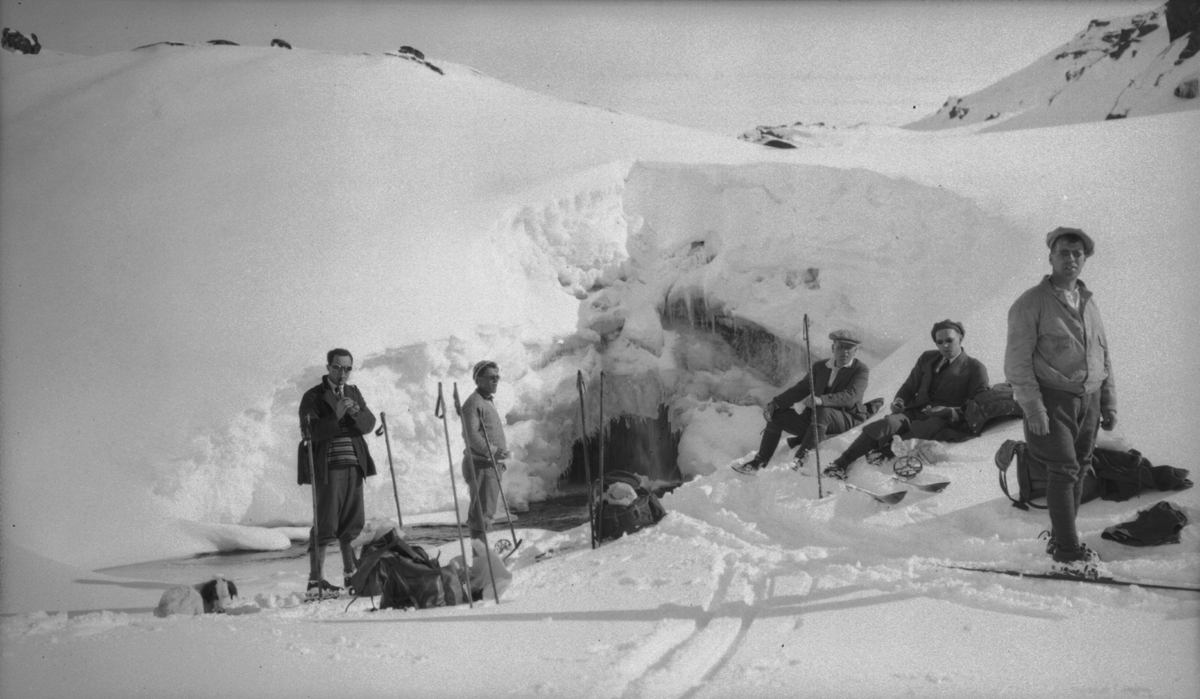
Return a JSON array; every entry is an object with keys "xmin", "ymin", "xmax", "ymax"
[
  {"xmin": 1004, "ymin": 276, "xmax": 1116, "ymax": 417},
  {"xmin": 462, "ymin": 389, "xmax": 507, "ymax": 464}
]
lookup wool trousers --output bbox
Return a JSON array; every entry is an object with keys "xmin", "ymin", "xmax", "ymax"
[
  {"xmin": 1024, "ymin": 386, "xmax": 1101, "ymax": 550},
  {"xmin": 462, "ymin": 457, "xmax": 505, "ymax": 541},
  {"xmin": 308, "ymin": 466, "xmax": 365, "ymax": 580},
  {"xmin": 756, "ymin": 406, "xmax": 856, "ymax": 460}
]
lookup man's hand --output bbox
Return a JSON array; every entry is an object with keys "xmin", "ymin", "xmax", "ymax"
[
  {"xmin": 1026, "ymin": 411, "xmax": 1050, "ymax": 436},
  {"xmin": 762, "ymin": 402, "xmax": 777, "ymax": 421},
  {"xmin": 335, "ymin": 397, "xmax": 356, "ymax": 419},
  {"xmin": 494, "ymin": 448, "xmax": 511, "ymax": 461},
  {"xmin": 1100, "ymin": 410, "xmax": 1117, "ymax": 431},
  {"xmin": 800, "ymin": 395, "xmax": 817, "ymax": 409},
  {"xmin": 922, "ymin": 405, "xmax": 952, "ymax": 419},
  {"xmin": 890, "ymin": 398, "xmax": 905, "ymax": 414}
]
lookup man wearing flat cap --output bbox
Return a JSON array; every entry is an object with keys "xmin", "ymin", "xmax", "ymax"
[
  {"xmin": 734, "ymin": 329, "xmax": 871, "ymax": 474},
  {"xmin": 461, "ymin": 360, "xmax": 511, "ymax": 545},
  {"xmin": 1005, "ymin": 226, "xmax": 1115, "ymax": 570},
  {"xmin": 823, "ymin": 319, "xmax": 989, "ymax": 479}
]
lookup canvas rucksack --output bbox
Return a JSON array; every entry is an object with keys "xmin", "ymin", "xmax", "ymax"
[
  {"xmin": 965, "ymin": 383, "xmax": 1024, "ymax": 435},
  {"xmin": 993, "ymin": 441, "xmax": 1191, "ymax": 511},
  {"xmin": 993, "ymin": 439, "xmax": 1100, "ymax": 510},
  {"xmin": 596, "ymin": 470, "xmax": 668, "ymax": 543},
  {"xmin": 349, "ymin": 529, "xmax": 469, "ymax": 610}
]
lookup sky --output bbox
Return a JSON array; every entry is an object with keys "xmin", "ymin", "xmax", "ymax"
[{"xmin": 0, "ymin": 0, "xmax": 1159, "ymax": 133}]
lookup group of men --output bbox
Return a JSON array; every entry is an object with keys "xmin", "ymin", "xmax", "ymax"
[
  {"xmin": 297, "ymin": 352, "xmax": 508, "ymax": 599},
  {"xmin": 296, "ymin": 225, "xmax": 1116, "ymax": 595},
  {"xmin": 733, "ymin": 226, "xmax": 1115, "ymax": 570}
]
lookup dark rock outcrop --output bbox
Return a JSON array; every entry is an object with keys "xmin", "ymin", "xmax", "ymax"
[{"xmin": 2, "ymin": 27, "xmax": 41, "ymax": 55}]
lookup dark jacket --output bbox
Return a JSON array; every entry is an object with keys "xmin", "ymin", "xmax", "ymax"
[
  {"xmin": 774, "ymin": 358, "xmax": 870, "ymax": 422},
  {"xmin": 297, "ymin": 377, "xmax": 377, "ymax": 485},
  {"xmin": 895, "ymin": 349, "xmax": 990, "ymax": 426}
]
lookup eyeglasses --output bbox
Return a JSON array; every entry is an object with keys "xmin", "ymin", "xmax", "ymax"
[
  {"xmin": 329, "ymin": 365, "xmax": 353, "ymax": 373},
  {"xmin": 480, "ymin": 373, "xmax": 501, "ymax": 381},
  {"xmin": 833, "ymin": 343, "xmax": 858, "ymax": 351}
]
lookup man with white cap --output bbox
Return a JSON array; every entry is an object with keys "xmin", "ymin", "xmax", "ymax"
[
  {"xmin": 822, "ymin": 319, "xmax": 989, "ymax": 479},
  {"xmin": 1005, "ymin": 226, "xmax": 1116, "ymax": 573},
  {"xmin": 733, "ymin": 329, "xmax": 871, "ymax": 474},
  {"xmin": 462, "ymin": 360, "xmax": 511, "ymax": 545}
]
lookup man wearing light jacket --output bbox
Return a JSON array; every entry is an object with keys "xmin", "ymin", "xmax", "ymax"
[
  {"xmin": 1005, "ymin": 227, "xmax": 1116, "ymax": 571},
  {"xmin": 823, "ymin": 319, "xmax": 989, "ymax": 480},
  {"xmin": 462, "ymin": 360, "xmax": 510, "ymax": 545}
]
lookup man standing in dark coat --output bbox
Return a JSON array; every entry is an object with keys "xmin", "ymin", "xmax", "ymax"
[
  {"xmin": 298, "ymin": 348, "xmax": 377, "ymax": 600},
  {"xmin": 823, "ymin": 320, "xmax": 989, "ymax": 479},
  {"xmin": 734, "ymin": 329, "xmax": 870, "ymax": 474}
]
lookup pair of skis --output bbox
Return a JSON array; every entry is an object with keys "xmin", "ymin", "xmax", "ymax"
[
  {"xmin": 576, "ymin": 369, "xmax": 605, "ymax": 550},
  {"xmin": 840, "ymin": 477, "xmax": 949, "ymax": 505}
]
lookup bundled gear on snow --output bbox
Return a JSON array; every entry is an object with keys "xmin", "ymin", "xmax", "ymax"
[
  {"xmin": 596, "ymin": 470, "xmax": 667, "ymax": 543},
  {"xmin": 964, "ymin": 383, "xmax": 1024, "ymax": 435},
  {"xmin": 994, "ymin": 440, "xmax": 1191, "ymax": 511},
  {"xmin": 1102, "ymin": 501, "xmax": 1189, "ymax": 547},
  {"xmin": 348, "ymin": 528, "xmax": 470, "ymax": 610}
]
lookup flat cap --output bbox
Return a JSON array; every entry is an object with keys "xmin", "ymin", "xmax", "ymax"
[
  {"xmin": 930, "ymin": 319, "xmax": 965, "ymax": 341},
  {"xmin": 828, "ymin": 329, "xmax": 863, "ymax": 346},
  {"xmin": 1046, "ymin": 226, "xmax": 1095, "ymax": 257}
]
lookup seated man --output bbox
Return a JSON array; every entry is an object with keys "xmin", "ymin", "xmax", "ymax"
[
  {"xmin": 823, "ymin": 319, "xmax": 989, "ymax": 479},
  {"xmin": 734, "ymin": 329, "xmax": 870, "ymax": 474}
]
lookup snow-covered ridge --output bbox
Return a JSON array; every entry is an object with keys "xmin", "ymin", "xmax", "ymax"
[
  {"xmin": 908, "ymin": 0, "xmax": 1200, "ymax": 132},
  {"xmin": 741, "ymin": 0, "xmax": 1199, "ymax": 144}
]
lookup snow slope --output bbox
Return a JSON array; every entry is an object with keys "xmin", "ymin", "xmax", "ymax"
[
  {"xmin": 2, "ymin": 37, "xmax": 1199, "ymax": 699},
  {"xmin": 908, "ymin": 0, "xmax": 1200, "ymax": 131}
]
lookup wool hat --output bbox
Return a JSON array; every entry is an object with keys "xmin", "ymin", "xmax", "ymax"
[
  {"xmin": 1046, "ymin": 226, "xmax": 1095, "ymax": 257},
  {"xmin": 828, "ymin": 329, "xmax": 863, "ymax": 347},
  {"xmin": 930, "ymin": 319, "xmax": 965, "ymax": 341},
  {"xmin": 472, "ymin": 360, "xmax": 498, "ymax": 381}
]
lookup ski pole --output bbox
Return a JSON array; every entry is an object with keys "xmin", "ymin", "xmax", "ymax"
[
  {"xmin": 576, "ymin": 371, "xmax": 597, "ymax": 549},
  {"xmin": 435, "ymin": 383, "xmax": 473, "ymax": 608},
  {"xmin": 596, "ymin": 370, "xmax": 605, "ymax": 547},
  {"xmin": 453, "ymin": 383, "xmax": 501, "ymax": 604},
  {"xmin": 804, "ymin": 314, "xmax": 824, "ymax": 499},
  {"xmin": 477, "ymin": 409, "xmax": 523, "ymax": 558},
  {"xmin": 304, "ymin": 415, "xmax": 327, "ymax": 597},
  {"xmin": 374, "ymin": 413, "xmax": 404, "ymax": 528}
]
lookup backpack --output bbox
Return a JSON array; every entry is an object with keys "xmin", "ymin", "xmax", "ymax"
[
  {"xmin": 1091, "ymin": 448, "xmax": 1192, "ymax": 502},
  {"xmin": 965, "ymin": 383, "xmax": 1024, "ymax": 435},
  {"xmin": 349, "ymin": 530, "xmax": 469, "ymax": 610},
  {"xmin": 993, "ymin": 439, "xmax": 1100, "ymax": 511},
  {"xmin": 595, "ymin": 470, "xmax": 667, "ymax": 543},
  {"xmin": 994, "ymin": 441, "xmax": 1191, "ymax": 511}
]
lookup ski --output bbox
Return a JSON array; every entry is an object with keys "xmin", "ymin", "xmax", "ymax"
[
  {"xmin": 892, "ymin": 476, "xmax": 950, "ymax": 493},
  {"xmin": 941, "ymin": 564, "xmax": 1200, "ymax": 593},
  {"xmin": 844, "ymin": 482, "xmax": 906, "ymax": 505}
]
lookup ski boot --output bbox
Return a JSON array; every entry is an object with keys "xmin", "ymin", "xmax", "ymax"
[
  {"xmin": 732, "ymin": 454, "xmax": 768, "ymax": 475},
  {"xmin": 305, "ymin": 578, "xmax": 343, "ymax": 602},
  {"xmin": 1047, "ymin": 540, "xmax": 1103, "ymax": 580},
  {"xmin": 823, "ymin": 462, "xmax": 849, "ymax": 481},
  {"xmin": 789, "ymin": 449, "xmax": 810, "ymax": 472}
]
